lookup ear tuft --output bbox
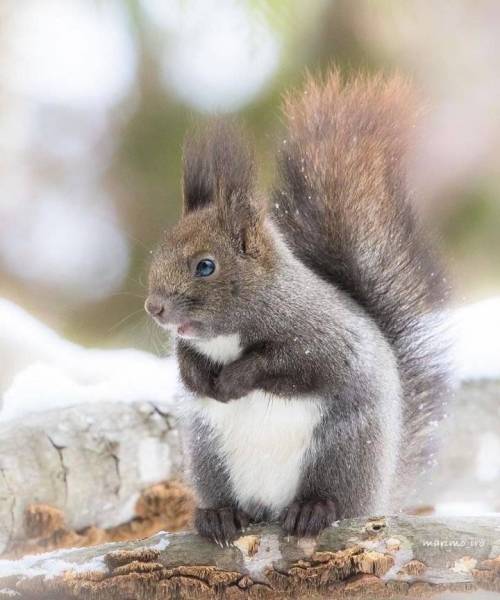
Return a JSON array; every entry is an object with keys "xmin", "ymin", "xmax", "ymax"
[
  {"xmin": 182, "ymin": 120, "xmax": 256, "ymax": 216},
  {"xmin": 211, "ymin": 120, "xmax": 255, "ymax": 205},
  {"xmin": 182, "ymin": 130, "xmax": 214, "ymax": 213}
]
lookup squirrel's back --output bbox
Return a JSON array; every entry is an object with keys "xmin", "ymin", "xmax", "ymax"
[{"xmin": 273, "ymin": 71, "xmax": 450, "ymax": 485}]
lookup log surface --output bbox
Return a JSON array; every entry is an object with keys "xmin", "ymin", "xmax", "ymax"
[
  {"xmin": 1, "ymin": 515, "xmax": 499, "ymax": 599},
  {"xmin": 0, "ymin": 402, "xmax": 182, "ymax": 554}
]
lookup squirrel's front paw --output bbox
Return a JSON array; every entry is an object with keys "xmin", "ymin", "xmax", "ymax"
[
  {"xmin": 281, "ymin": 498, "xmax": 337, "ymax": 537},
  {"xmin": 195, "ymin": 507, "xmax": 249, "ymax": 545},
  {"xmin": 213, "ymin": 362, "xmax": 255, "ymax": 402}
]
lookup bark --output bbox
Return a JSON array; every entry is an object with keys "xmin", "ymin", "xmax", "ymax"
[
  {"xmin": 1, "ymin": 515, "xmax": 499, "ymax": 599},
  {"xmin": 0, "ymin": 402, "xmax": 182, "ymax": 555}
]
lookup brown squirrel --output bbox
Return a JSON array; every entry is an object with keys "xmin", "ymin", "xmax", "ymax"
[{"xmin": 146, "ymin": 71, "xmax": 449, "ymax": 543}]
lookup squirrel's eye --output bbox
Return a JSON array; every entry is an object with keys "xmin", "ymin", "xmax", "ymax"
[{"xmin": 195, "ymin": 258, "xmax": 216, "ymax": 277}]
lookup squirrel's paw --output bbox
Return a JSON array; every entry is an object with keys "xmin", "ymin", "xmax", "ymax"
[
  {"xmin": 213, "ymin": 362, "xmax": 255, "ymax": 402},
  {"xmin": 195, "ymin": 507, "xmax": 250, "ymax": 545},
  {"xmin": 281, "ymin": 498, "xmax": 337, "ymax": 537}
]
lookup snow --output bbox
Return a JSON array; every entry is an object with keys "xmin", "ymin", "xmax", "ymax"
[
  {"xmin": 150, "ymin": 535, "xmax": 170, "ymax": 552},
  {"xmin": 0, "ymin": 531, "xmax": 170, "ymax": 580},
  {"xmin": 0, "ymin": 296, "xmax": 499, "ymax": 422},
  {"xmin": 451, "ymin": 297, "xmax": 500, "ymax": 380},
  {"xmin": 0, "ymin": 298, "xmax": 181, "ymax": 422},
  {"xmin": 0, "ymin": 545, "xmax": 106, "ymax": 580}
]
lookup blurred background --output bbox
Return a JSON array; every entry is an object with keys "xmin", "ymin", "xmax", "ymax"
[{"xmin": 1, "ymin": 0, "xmax": 499, "ymax": 352}]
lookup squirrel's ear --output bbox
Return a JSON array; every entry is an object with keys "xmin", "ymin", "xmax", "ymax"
[
  {"xmin": 222, "ymin": 192, "xmax": 265, "ymax": 257},
  {"xmin": 210, "ymin": 123, "xmax": 264, "ymax": 256}
]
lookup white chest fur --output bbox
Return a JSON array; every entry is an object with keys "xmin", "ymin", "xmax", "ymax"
[
  {"xmin": 189, "ymin": 334, "xmax": 321, "ymax": 516},
  {"xmin": 193, "ymin": 333, "xmax": 242, "ymax": 365}
]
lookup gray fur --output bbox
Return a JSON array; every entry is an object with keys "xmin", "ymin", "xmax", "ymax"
[
  {"xmin": 146, "ymin": 72, "xmax": 450, "ymax": 542},
  {"xmin": 177, "ymin": 226, "xmax": 402, "ymax": 531}
]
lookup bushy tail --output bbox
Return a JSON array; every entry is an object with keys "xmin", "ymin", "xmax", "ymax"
[{"xmin": 273, "ymin": 70, "xmax": 450, "ymax": 481}]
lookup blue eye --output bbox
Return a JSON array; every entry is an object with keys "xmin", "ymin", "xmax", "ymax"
[{"xmin": 195, "ymin": 258, "xmax": 216, "ymax": 277}]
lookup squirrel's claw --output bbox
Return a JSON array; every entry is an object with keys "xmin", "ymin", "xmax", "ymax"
[
  {"xmin": 281, "ymin": 498, "xmax": 337, "ymax": 538},
  {"xmin": 195, "ymin": 507, "xmax": 250, "ymax": 545}
]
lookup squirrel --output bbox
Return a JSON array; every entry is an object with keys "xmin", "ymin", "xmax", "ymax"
[{"xmin": 146, "ymin": 71, "xmax": 450, "ymax": 544}]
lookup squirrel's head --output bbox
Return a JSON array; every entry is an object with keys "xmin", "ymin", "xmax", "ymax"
[{"xmin": 146, "ymin": 122, "xmax": 275, "ymax": 340}]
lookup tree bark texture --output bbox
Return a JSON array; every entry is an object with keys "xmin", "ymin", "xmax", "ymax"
[
  {"xmin": 1, "ymin": 516, "xmax": 500, "ymax": 599},
  {"xmin": 0, "ymin": 402, "xmax": 182, "ymax": 554}
]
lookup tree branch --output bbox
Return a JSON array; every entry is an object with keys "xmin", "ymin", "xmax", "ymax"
[
  {"xmin": 1, "ymin": 515, "xmax": 499, "ymax": 599},
  {"xmin": 0, "ymin": 402, "xmax": 182, "ymax": 554}
]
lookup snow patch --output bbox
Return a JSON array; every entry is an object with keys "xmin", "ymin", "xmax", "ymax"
[
  {"xmin": 0, "ymin": 531, "xmax": 170, "ymax": 581},
  {"xmin": 150, "ymin": 534, "xmax": 170, "ymax": 552},
  {"xmin": 0, "ymin": 545, "xmax": 106, "ymax": 580},
  {"xmin": 451, "ymin": 297, "xmax": 500, "ymax": 380},
  {"xmin": 0, "ymin": 298, "xmax": 181, "ymax": 421}
]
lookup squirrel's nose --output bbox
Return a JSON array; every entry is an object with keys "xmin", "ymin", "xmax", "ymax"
[{"xmin": 145, "ymin": 296, "xmax": 166, "ymax": 319}]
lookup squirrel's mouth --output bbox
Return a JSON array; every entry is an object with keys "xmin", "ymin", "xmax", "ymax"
[{"xmin": 151, "ymin": 317, "xmax": 200, "ymax": 339}]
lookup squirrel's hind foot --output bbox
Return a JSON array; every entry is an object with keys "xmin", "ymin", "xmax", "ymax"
[
  {"xmin": 281, "ymin": 498, "xmax": 337, "ymax": 538},
  {"xmin": 195, "ymin": 507, "xmax": 250, "ymax": 545}
]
